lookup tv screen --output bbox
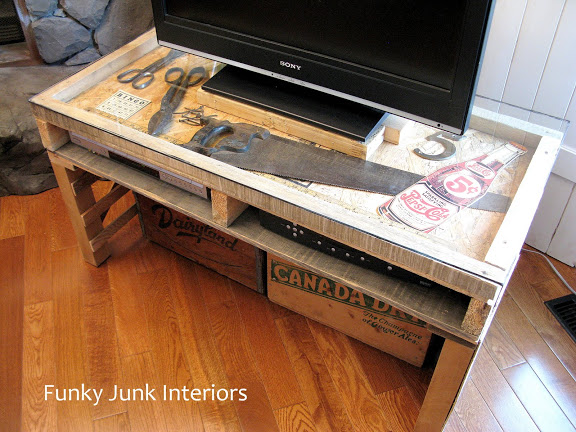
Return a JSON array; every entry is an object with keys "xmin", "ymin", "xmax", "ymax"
[{"xmin": 152, "ymin": 0, "xmax": 494, "ymax": 135}]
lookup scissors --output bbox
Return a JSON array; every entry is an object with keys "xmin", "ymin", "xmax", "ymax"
[
  {"xmin": 117, "ymin": 49, "xmax": 185, "ymax": 89},
  {"xmin": 148, "ymin": 66, "xmax": 206, "ymax": 136}
]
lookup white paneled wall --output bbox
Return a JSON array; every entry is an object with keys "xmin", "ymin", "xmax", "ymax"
[
  {"xmin": 476, "ymin": 0, "xmax": 527, "ymax": 102},
  {"xmin": 532, "ymin": 0, "xmax": 576, "ymax": 120},
  {"xmin": 501, "ymin": 0, "xmax": 565, "ymax": 112},
  {"xmin": 477, "ymin": 0, "xmax": 576, "ymax": 265}
]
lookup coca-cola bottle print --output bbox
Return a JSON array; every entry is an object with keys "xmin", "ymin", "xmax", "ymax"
[{"xmin": 377, "ymin": 141, "xmax": 527, "ymax": 233}]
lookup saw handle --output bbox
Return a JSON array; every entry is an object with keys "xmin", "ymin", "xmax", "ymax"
[
  {"xmin": 187, "ymin": 117, "xmax": 270, "ymax": 156},
  {"xmin": 198, "ymin": 124, "xmax": 234, "ymax": 149}
]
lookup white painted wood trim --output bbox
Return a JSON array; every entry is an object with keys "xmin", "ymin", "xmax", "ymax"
[{"xmin": 501, "ymin": 0, "xmax": 565, "ymax": 110}]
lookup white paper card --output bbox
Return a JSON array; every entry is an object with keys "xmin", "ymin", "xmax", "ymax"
[{"xmin": 96, "ymin": 90, "xmax": 151, "ymax": 119}]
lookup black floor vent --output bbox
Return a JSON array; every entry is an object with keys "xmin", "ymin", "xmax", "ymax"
[{"xmin": 545, "ymin": 294, "xmax": 576, "ymax": 344}]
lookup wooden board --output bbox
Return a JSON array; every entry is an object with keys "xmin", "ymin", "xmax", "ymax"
[
  {"xmin": 267, "ymin": 254, "xmax": 433, "ymax": 366},
  {"xmin": 136, "ymin": 194, "xmax": 264, "ymax": 292}
]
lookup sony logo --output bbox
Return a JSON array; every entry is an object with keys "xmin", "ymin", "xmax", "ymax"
[{"xmin": 280, "ymin": 61, "xmax": 301, "ymax": 71}]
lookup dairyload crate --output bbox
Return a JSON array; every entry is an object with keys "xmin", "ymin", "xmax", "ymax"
[
  {"xmin": 136, "ymin": 194, "xmax": 265, "ymax": 293},
  {"xmin": 267, "ymin": 254, "xmax": 433, "ymax": 366}
]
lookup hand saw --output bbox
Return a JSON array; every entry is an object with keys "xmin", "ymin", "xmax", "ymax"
[{"xmin": 183, "ymin": 117, "xmax": 509, "ymax": 213}]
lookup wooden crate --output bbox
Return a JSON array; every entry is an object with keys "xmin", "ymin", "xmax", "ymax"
[
  {"xmin": 267, "ymin": 254, "xmax": 433, "ymax": 366},
  {"xmin": 136, "ymin": 194, "xmax": 265, "ymax": 293}
]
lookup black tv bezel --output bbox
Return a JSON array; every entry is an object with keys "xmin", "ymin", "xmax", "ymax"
[{"xmin": 151, "ymin": 0, "xmax": 494, "ymax": 135}]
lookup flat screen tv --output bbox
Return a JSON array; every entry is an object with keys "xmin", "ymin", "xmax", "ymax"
[{"xmin": 151, "ymin": 0, "xmax": 495, "ymax": 136}]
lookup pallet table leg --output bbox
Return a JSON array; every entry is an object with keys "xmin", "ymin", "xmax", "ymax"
[
  {"xmin": 36, "ymin": 119, "xmax": 70, "ymax": 151},
  {"xmin": 211, "ymin": 190, "xmax": 249, "ymax": 227},
  {"xmin": 462, "ymin": 298, "xmax": 491, "ymax": 336},
  {"xmin": 414, "ymin": 339, "xmax": 477, "ymax": 432},
  {"xmin": 51, "ymin": 161, "xmax": 111, "ymax": 266}
]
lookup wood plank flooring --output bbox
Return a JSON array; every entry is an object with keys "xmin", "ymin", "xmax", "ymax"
[
  {"xmin": 1, "ymin": 184, "xmax": 575, "ymax": 431},
  {"xmin": 446, "ymin": 249, "xmax": 576, "ymax": 432}
]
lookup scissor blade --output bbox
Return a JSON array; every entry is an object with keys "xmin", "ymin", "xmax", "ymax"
[
  {"xmin": 147, "ymin": 109, "xmax": 171, "ymax": 136},
  {"xmin": 148, "ymin": 67, "xmax": 207, "ymax": 136}
]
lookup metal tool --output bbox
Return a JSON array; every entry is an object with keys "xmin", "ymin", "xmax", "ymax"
[
  {"xmin": 414, "ymin": 132, "xmax": 458, "ymax": 161},
  {"xmin": 176, "ymin": 106, "xmax": 217, "ymax": 126},
  {"xmin": 147, "ymin": 66, "xmax": 206, "ymax": 136},
  {"xmin": 183, "ymin": 117, "xmax": 510, "ymax": 213},
  {"xmin": 190, "ymin": 117, "xmax": 269, "ymax": 156},
  {"xmin": 117, "ymin": 49, "xmax": 185, "ymax": 89}
]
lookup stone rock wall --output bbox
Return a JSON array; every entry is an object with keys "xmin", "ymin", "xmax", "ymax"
[
  {"xmin": 0, "ymin": 66, "xmax": 82, "ymax": 196},
  {"xmin": 27, "ymin": 0, "xmax": 153, "ymax": 65}
]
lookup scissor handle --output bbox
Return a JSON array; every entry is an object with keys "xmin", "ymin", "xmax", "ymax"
[
  {"xmin": 185, "ymin": 67, "xmax": 206, "ymax": 87},
  {"xmin": 117, "ymin": 68, "xmax": 142, "ymax": 83},
  {"xmin": 116, "ymin": 69, "xmax": 154, "ymax": 89},
  {"xmin": 117, "ymin": 49, "xmax": 186, "ymax": 89},
  {"xmin": 164, "ymin": 66, "xmax": 206, "ymax": 87},
  {"xmin": 164, "ymin": 67, "xmax": 185, "ymax": 85},
  {"xmin": 131, "ymin": 72, "xmax": 154, "ymax": 89},
  {"xmin": 161, "ymin": 67, "xmax": 206, "ymax": 113}
]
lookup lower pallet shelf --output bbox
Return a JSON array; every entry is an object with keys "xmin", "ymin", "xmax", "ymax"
[{"xmin": 53, "ymin": 141, "xmax": 484, "ymax": 344}]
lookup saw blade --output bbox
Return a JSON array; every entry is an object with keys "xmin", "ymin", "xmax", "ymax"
[
  {"xmin": 184, "ymin": 119, "xmax": 510, "ymax": 213},
  {"xmin": 211, "ymin": 134, "xmax": 423, "ymax": 195}
]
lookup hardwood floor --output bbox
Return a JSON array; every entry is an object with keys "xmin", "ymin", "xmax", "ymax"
[
  {"xmin": 1, "ymin": 184, "xmax": 575, "ymax": 431},
  {"xmin": 446, "ymin": 251, "xmax": 576, "ymax": 432}
]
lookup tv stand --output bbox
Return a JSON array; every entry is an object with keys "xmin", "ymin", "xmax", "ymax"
[
  {"xmin": 28, "ymin": 32, "xmax": 566, "ymax": 432},
  {"xmin": 201, "ymin": 65, "xmax": 388, "ymax": 142}
]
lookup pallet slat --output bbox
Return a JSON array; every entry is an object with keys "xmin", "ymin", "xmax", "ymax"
[
  {"xmin": 88, "ymin": 203, "xmax": 138, "ymax": 252},
  {"xmin": 81, "ymin": 184, "xmax": 130, "ymax": 227}
]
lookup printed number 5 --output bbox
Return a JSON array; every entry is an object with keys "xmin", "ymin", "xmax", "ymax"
[{"xmin": 446, "ymin": 175, "xmax": 476, "ymax": 194}]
